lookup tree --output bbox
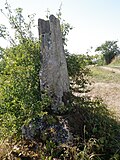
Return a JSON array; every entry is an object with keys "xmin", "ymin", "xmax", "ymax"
[{"xmin": 95, "ymin": 40, "xmax": 120, "ymax": 64}]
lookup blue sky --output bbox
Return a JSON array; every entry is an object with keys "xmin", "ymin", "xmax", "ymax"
[{"xmin": 0, "ymin": 0, "xmax": 120, "ymax": 54}]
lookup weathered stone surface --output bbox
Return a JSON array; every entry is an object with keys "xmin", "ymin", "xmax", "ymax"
[
  {"xmin": 21, "ymin": 15, "xmax": 71, "ymax": 143},
  {"xmin": 38, "ymin": 15, "xmax": 70, "ymax": 113}
]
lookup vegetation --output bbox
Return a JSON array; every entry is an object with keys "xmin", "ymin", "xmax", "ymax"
[
  {"xmin": 0, "ymin": 2, "xmax": 120, "ymax": 160},
  {"xmin": 0, "ymin": 3, "xmax": 50, "ymax": 139},
  {"xmin": 66, "ymin": 54, "xmax": 91, "ymax": 93},
  {"xmin": 95, "ymin": 40, "xmax": 120, "ymax": 65},
  {"xmin": 90, "ymin": 66, "xmax": 120, "ymax": 84},
  {"xmin": 109, "ymin": 55, "xmax": 120, "ymax": 66}
]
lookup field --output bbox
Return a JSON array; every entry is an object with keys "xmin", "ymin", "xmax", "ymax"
[{"xmin": 88, "ymin": 65, "xmax": 120, "ymax": 120}]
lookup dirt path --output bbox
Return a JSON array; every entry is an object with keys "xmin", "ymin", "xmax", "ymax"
[
  {"xmin": 87, "ymin": 66, "xmax": 120, "ymax": 121},
  {"xmin": 100, "ymin": 66, "xmax": 120, "ymax": 74},
  {"xmin": 87, "ymin": 82, "xmax": 120, "ymax": 120}
]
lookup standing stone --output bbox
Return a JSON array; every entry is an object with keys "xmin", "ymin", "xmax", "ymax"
[{"xmin": 38, "ymin": 15, "xmax": 70, "ymax": 113}]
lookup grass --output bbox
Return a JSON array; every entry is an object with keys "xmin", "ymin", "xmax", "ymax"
[
  {"xmin": 90, "ymin": 55, "xmax": 120, "ymax": 83},
  {"xmin": 90, "ymin": 66, "xmax": 120, "ymax": 84},
  {"xmin": 89, "ymin": 65, "xmax": 120, "ymax": 119},
  {"xmin": 87, "ymin": 64, "xmax": 120, "ymax": 159}
]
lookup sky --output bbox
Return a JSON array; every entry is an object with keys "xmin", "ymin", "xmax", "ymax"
[{"xmin": 0, "ymin": 0, "xmax": 120, "ymax": 55}]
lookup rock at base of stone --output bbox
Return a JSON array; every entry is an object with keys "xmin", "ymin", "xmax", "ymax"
[{"xmin": 22, "ymin": 115, "xmax": 72, "ymax": 144}]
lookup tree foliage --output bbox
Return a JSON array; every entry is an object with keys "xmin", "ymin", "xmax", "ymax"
[
  {"xmin": 0, "ymin": 1, "xmax": 36, "ymax": 45},
  {"xmin": 95, "ymin": 40, "xmax": 120, "ymax": 64}
]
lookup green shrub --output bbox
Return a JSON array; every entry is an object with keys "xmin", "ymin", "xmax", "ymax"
[
  {"xmin": 0, "ymin": 40, "xmax": 51, "ymax": 138},
  {"xmin": 66, "ymin": 54, "xmax": 91, "ymax": 94},
  {"xmin": 0, "ymin": 2, "xmax": 50, "ymax": 138}
]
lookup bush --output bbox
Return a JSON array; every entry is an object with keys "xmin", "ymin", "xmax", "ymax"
[
  {"xmin": 66, "ymin": 54, "xmax": 91, "ymax": 94},
  {"xmin": 0, "ymin": 39, "xmax": 52, "ymax": 138},
  {"xmin": 0, "ymin": 2, "xmax": 52, "ymax": 139}
]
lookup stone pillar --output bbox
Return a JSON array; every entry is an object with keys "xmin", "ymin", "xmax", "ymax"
[{"xmin": 38, "ymin": 15, "xmax": 70, "ymax": 113}]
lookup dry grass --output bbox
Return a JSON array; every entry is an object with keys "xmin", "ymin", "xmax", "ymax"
[
  {"xmin": 88, "ymin": 66, "xmax": 120, "ymax": 121},
  {"xmin": 0, "ymin": 140, "xmax": 13, "ymax": 159},
  {"xmin": 90, "ymin": 66, "xmax": 120, "ymax": 84}
]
